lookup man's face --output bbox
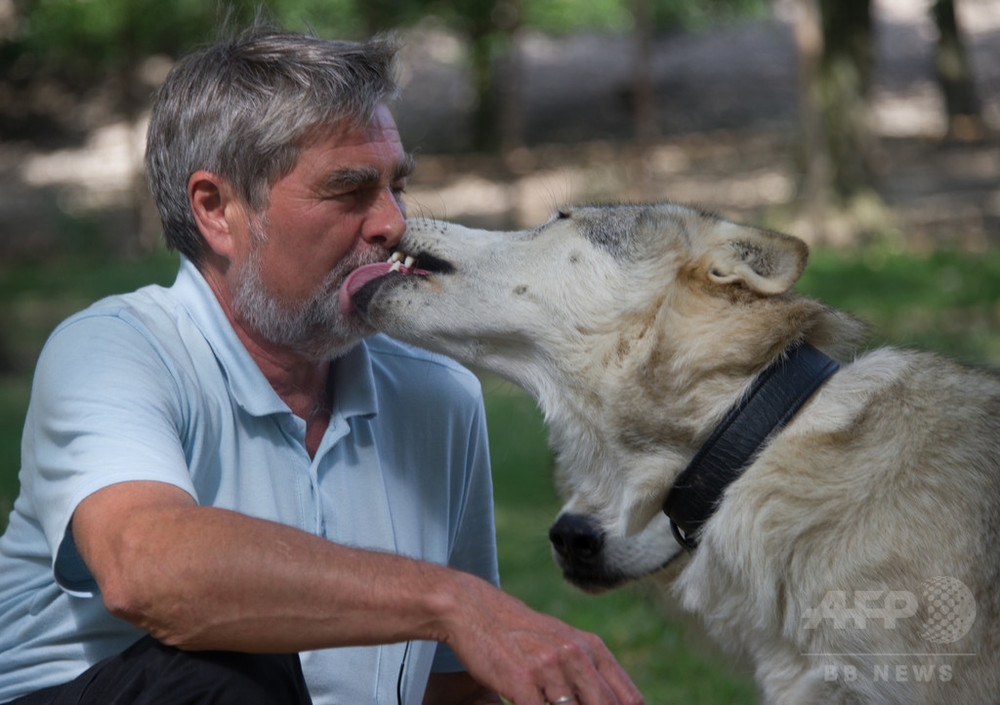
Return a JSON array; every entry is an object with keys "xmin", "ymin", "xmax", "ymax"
[{"xmin": 230, "ymin": 104, "xmax": 411, "ymax": 360}]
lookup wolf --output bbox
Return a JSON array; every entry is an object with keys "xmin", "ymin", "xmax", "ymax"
[{"xmin": 340, "ymin": 203, "xmax": 1000, "ymax": 704}]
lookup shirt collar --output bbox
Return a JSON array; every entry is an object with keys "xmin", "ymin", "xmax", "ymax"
[
  {"xmin": 171, "ymin": 256, "xmax": 380, "ymax": 421},
  {"xmin": 331, "ymin": 341, "xmax": 380, "ymax": 421}
]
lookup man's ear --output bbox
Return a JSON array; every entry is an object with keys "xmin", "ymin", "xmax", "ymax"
[
  {"xmin": 703, "ymin": 222, "xmax": 808, "ymax": 295},
  {"xmin": 188, "ymin": 170, "xmax": 238, "ymax": 260}
]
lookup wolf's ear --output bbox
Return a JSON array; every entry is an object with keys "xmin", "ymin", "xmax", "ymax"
[{"xmin": 704, "ymin": 224, "xmax": 808, "ymax": 295}]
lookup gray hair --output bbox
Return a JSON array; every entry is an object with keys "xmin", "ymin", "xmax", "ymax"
[{"xmin": 145, "ymin": 26, "xmax": 400, "ymax": 264}]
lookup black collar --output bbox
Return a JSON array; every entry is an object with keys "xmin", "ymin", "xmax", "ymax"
[{"xmin": 663, "ymin": 343, "xmax": 840, "ymax": 550}]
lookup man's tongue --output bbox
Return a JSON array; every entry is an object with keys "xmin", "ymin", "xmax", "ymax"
[{"xmin": 337, "ymin": 261, "xmax": 429, "ymax": 317}]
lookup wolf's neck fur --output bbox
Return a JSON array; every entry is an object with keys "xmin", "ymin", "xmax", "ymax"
[
  {"xmin": 530, "ymin": 291, "xmax": 864, "ymax": 501},
  {"xmin": 664, "ymin": 342, "xmax": 841, "ymax": 548}
]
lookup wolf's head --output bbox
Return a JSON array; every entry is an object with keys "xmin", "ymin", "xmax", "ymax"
[{"xmin": 343, "ymin": 204, "xmax": 861, "ymax": 590}]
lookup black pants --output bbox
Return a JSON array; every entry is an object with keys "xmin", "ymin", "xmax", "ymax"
[{"xmin": 6, "ymin": 636, "xmax": 312, "ymax": 705}]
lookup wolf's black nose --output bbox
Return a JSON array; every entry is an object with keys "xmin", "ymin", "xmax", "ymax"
[{"xmin": 549, "ymin": 514, "xmax": 605, "ymax": 564}]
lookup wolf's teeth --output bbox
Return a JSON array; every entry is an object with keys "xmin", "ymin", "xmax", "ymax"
[
  {"xmin": 389, "ymin": 261, "xmax": 402, "ymax": 273},
  {"xmin": 388, "ymin": 252, "xmax": 404, "ymax": 263},
  {"xmin": 404, "ymin": 255, "xmax": 415, "ymax": 268}
]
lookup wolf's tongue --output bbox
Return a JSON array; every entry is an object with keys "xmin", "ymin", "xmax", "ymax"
[
  {"xmin": 338, "ymin": 262, "xmax": 393, "ymax": 316},
  {"xmin": 338, "ymin": 262, "xmax": 430, "ymax": 316}
]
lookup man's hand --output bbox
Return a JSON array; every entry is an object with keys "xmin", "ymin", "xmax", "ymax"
[{"xmin": 437, "ymin": 572, "xmax": 644, "ymax": 705}]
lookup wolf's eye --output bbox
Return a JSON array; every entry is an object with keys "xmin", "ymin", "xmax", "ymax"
[{"xmin": 539, "ymin": 208, "xmax": 572, "ymax": 231}]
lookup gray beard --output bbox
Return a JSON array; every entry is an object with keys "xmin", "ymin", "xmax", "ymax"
[{"xmin": 231, "ymin": 223, "xmax": 381, "ymax": 362}]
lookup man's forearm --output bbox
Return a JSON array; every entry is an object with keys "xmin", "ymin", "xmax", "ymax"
[
  {"xmin": 74, "ymin": 480, "xmax": 644, "ymax": 704},
  {"xmin": 74, "ymin": 482, "xmax": 465, "ymax": 653}
]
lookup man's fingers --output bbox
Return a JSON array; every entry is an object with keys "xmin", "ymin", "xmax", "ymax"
[
  {"xmin": 542, "ymin": 690, "xmax": 579, "ymax": 705},
  {"xmin": 560, "ymin": 635, "xmax": 643, "ymax": 705},
  {"xmin": 445, "ymin": 576, "xmax": 643, "ymax": 705},
  {"xmin": 530, "ymin": 631, "xmax": 643, "ymax": 705},
  {"xmin": 589, "ymin": 637, "xmax": 645, "ymax": 705},
  {"xmin": 540, "ymin": 681, "xmax": 577, "ymax": 705}
]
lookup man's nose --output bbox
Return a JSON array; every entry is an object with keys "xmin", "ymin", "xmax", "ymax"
[{"xmin": 361, "ymin": 187, "xmax": 406, "ymax": 250}]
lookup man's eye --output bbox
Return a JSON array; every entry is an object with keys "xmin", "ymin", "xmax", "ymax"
[{"xmin": 329, "ymin": 188, "xmax": 364, "ymax": 203}]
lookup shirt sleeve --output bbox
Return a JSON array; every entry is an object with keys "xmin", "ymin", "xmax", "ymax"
[
  {"xmin": 431, "ymin": 393, "xmax": 500, "ymax": 673},
  {"xmin": 23, "ymin": 311, "xmax": 197, "ymax": 597}
]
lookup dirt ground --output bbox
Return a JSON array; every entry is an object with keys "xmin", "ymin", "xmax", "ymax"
[{"xmin": 1, "ymin": 0, "xmax": 999, "ymax": 258}]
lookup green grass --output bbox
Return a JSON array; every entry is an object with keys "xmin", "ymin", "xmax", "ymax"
[
  {"xmin": 798, "ymin": 246, "xmax": 1000, "ymax": 365},
  {"xmin": 0, "ymin": 248, "xmax": 181, "ymax": 372},
  {"xmin": 2, "ymin": 244, "xmax": 999, "ymax": 703}
]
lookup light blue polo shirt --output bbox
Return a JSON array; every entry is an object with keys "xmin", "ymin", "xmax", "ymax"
[{"xmin": 0, "ymin": 256, "xmax": 499, "ymax": 705}]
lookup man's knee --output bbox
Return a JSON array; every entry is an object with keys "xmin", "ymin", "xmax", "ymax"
[
  {"xmin": 156, "ymin": 642, "xmax": 312, "ymax": 704},
  {"xmin": 36, "ymin": 636, "xmax": 312, "ymax": 705}
]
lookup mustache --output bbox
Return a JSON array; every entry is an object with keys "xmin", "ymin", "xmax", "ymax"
[{"xmin": 328, "ymin": 243, "xmax": 392, "ymax": 288}]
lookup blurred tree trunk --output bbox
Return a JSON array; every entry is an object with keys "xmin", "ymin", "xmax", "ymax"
[
  {"xmin": 459, "ymin": 0, "xmax": 521, "ymax": 153},
  {"xmin": 626, "ymin": 0, "xmax": 657, "ymax": 201},
  {"xmin": 818, "ymin": 0, "xmax": 876, "ymax": 200},
  {"xmin": 496, "ymin": 0, "xmax": 524, "ymax": 157},
  {"xmin": 932, "ymin": 0, "xmax": 984, "ymax": 141},
  {"xmin": 791, "ymin": 0, "xmax": 831, "ymax": 241},
  {"xmin": 118, "ymin": 0, "xmax": 156, "ymax": 252},
  {"xmin": 467, "ymin": 29, "xmax": 496, "ymax": 151},
  {"xmin": 631, "ymin": 0, "xmax": 655, "ymax": 148}
]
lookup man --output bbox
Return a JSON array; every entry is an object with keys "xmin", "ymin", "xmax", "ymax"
[{"xmin": 0, "ymin": 24, "xmax": 643, "ymax": 705}]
